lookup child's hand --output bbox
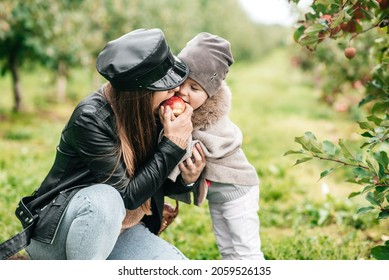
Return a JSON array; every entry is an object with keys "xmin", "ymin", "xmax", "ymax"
[{"xmin": 179, "ymin": 143, "xmax": 206, "ymax": 184}]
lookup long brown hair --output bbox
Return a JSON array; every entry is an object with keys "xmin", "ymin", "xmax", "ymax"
[{"xmin": 105, "ymin": 83, "xmax": 156, "ymax": 214}]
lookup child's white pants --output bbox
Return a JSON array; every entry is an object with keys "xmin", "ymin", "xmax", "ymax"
[{"xmin": 208, "ymin": 186, "xmax": 265, "ymax": 260}]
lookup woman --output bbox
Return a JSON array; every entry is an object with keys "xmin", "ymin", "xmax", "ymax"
[{"xmin": 23, "ymin": 28, "xmax": 206, "ymax": 259}]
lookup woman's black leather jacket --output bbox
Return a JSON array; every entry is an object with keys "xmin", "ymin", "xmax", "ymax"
[{"xmin": 24, "ymin": 87, "xmax": 195, "ymax": 244}]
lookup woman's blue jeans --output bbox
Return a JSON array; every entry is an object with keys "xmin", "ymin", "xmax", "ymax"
[{"xmin": 26, "ymin": 184, "xmax": 187, "ymax": 260}]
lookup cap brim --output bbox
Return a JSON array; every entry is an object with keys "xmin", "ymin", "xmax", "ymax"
[{"xmin": 146, "ymin": 57, "xmax": 189, "ymax": 91}]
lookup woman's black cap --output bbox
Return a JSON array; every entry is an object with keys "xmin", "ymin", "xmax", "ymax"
[{"xmin": 96, "ymin": 28, "xmax": 189, "ymax": 91}]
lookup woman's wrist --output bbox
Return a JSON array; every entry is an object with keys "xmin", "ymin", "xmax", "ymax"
[{"xmin": 164, "ymin": 134, "xmax": 188, "ymax": 149}]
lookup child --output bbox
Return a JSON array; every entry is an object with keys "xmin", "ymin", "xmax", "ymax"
[{"xmin": 174, "ymin": 32, "xmax": 265, "ymax": 260}]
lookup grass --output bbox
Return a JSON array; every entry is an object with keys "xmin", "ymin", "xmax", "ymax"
[{"xmin": 0, "ymin": 46, "xmax": 387, "ymax": 259}]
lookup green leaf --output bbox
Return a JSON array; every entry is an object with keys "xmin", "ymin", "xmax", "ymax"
[
  {"xmin": 357, "ymin": 121, "xmax": 374, "ymax": 131},
  {"xmin": 330, "ymin": 10, "xmax": 345, "ymax": 28},
  {"xmin": 381, "ymin": 120, "xmax": 389, "ymax": 127},
  {"xmin": 360, "ymin": 141, "xmax": 373, "ymax": 149},
  {"xmin": 373, "ymin": 151, "xmax": 389, "ymax": 170},
  {"xmin": 303, "ymin": 132, "xmax": 323, "ymax": 153},
  {"xmin": 361, "ymin": 132, "xmax": 374, "ymax": 138},
  {"xmin": 371, "ymin": 245, "xmax": 389, "ymax": 260},
  {"xmin": 309, "ymin": 142, "xmax": 323, "ymax": 153},
  {"xmin": 284, "ymin": 150, "xmax": 304, "ymax": 156},
  {"xmin": 356, "ymin": 206, "xmax": 375, "ymax": 214},
  {"xmin": 304, "ymin": 131, "xmax": 317, "ymax": 140},
  {"xmin": 366, "ymin": 157, "xmax": 380, "ymax": 175},
  {"xmin": 298, "ymin": 34, "xmax": 320, "ymax": 46},
  {"xmin": 376, "ymin": 186, "xmax": 387, "ymax": 193},
  {"xmin": 294, "ymin": 25, "xmax": 305, "ymax": 43},
  {"xmin": 343, "ymin": 9, "xmax": 352, "ymax": 21},
  {"xmin": 319, "ymin": 168, "xmax": 335, "ymax": 180},
  {"xmin": 367, "ymin": 115, "xmax": 383, "ymax": 126},
  {"xmin": 352, "ymin": 167, "xmax": 369, "ymax": 177},
  {"xmin": 361, "ymin": 7, "xmax": 374, "ymax": 20},
  {"xmin": 348, "ymin": 191, "xmax": 361, "ymax": 198},
  {"xmin": 370, "ymin": 0, "xmax": 381, "ymax": 10},
  {"xmin": 346, "ymin": 178, "xmax": 364, "ymax": 185},
  {"xmin": 355, "ymin": 20, "xmax": 363, "ymax": 33},
  {"xmin": 361, "ymin": 185, "xmax": 375, "ymax": 193},
  {"xmin": 304, "ymin": 23, "xmax": 326, "ymax": 34},
  {"xmin": 293, "ymin": 157, "xmax": 313, "ymax": 166},
  {"xmin": 372, "ymin": 102, "xmax": 389, "ymax": 114},
  {"xmin": 315, "ymin": 0, "xmax": 336, "ymax": 7},
  {"xmin": 295, "ymin": 136, "xmax": 309, "ymax": 151},
  {"xmin": 359, "ymin": 94, "xmax": 376, "ymax": 107},
  {"xmin": 322, "ymin": 140, "xmax": 337, "ymax": 156},
  {"xmin": 378, "ymin": 211, "xmax": 389, "ymax": 219},
  {"xmin": 338, "ymin": 139, "xmax": 354, "ymax": 159},
  {"xmin": 355, "ymin": 152, "xmax": 366, "ymax": 163},
  {"xmin": 366, "ymin": 192, "xmax": 381, "ymax": 207},
  {"xmin": 375, "ymin": 188, "xmax": 386, "ymax": 203}
]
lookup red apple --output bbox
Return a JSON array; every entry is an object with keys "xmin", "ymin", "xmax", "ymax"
[
  {"xmin": 344, "ymin": 47, "xmax": 357, "ymax": 59},
  {"xmin": 330, "ymin": 25, "xmax": 341, "ymax": 37},
  {"xmin": 341, "ymin": 20, "xmax": 358, "ymax": 33},
  {"xmin": 352, "ymin": 3, "xmax": 366, "ymax": 19},
  {"xmin": 161, "ymin": 96, "xmax": 185, "ymax": 116}
]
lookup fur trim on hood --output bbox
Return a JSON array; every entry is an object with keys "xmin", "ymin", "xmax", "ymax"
[{"xmin": 192, "ymin": 81, "xmax": 231, "ymax": 130}]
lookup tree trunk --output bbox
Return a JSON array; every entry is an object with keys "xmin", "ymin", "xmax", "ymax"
[
  {"xmin": 9, "ymin": 53, "xmax": 22, "ymax": 112},
  {"xmin": 56, "ymin": 61, "xmax": 67, "ymax": 103}
]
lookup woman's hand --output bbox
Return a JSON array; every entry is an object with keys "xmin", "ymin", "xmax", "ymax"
[
  {"xmin": 160, "ymin": 103, "xmax": 193, "ymax": 143},
  {"xmin": 179, "ymin": 143, "xmax": 206, "ymax": 184}
]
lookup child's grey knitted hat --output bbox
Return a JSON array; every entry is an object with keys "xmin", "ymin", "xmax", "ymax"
[{"xmin": 178, "ymin": 32, "xmax": 234, "ymax": 97}]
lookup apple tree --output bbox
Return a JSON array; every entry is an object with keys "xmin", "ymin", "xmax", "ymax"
[
  {"xmin": 0, "ymin": 0, "xmax": 102, "ymax": 111},
  {"xmin": 287, "ymin": 0, "xmax": 389, "ymax": 259},
  {"xmin": 0, "ymin": 0, "xmax": 55, "ymax": 112}
]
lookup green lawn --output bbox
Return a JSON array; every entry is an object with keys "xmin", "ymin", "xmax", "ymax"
[{"xmin": 0, "ymin": 47, "xmax": 387, "ymax": 259}]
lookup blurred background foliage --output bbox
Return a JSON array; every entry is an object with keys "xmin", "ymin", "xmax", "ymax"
[{"xmin": 0, "ymin": 0, "xmax": 290, "ymax": 111}]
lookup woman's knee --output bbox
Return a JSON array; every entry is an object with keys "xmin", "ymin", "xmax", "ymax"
[
  {"xmin": 108, "ymin": 224, "xmax": 188, "ymax": 260},
  {"xmin": 74, "ymin": 184, "xmax": 125, "ymax": 223}
]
